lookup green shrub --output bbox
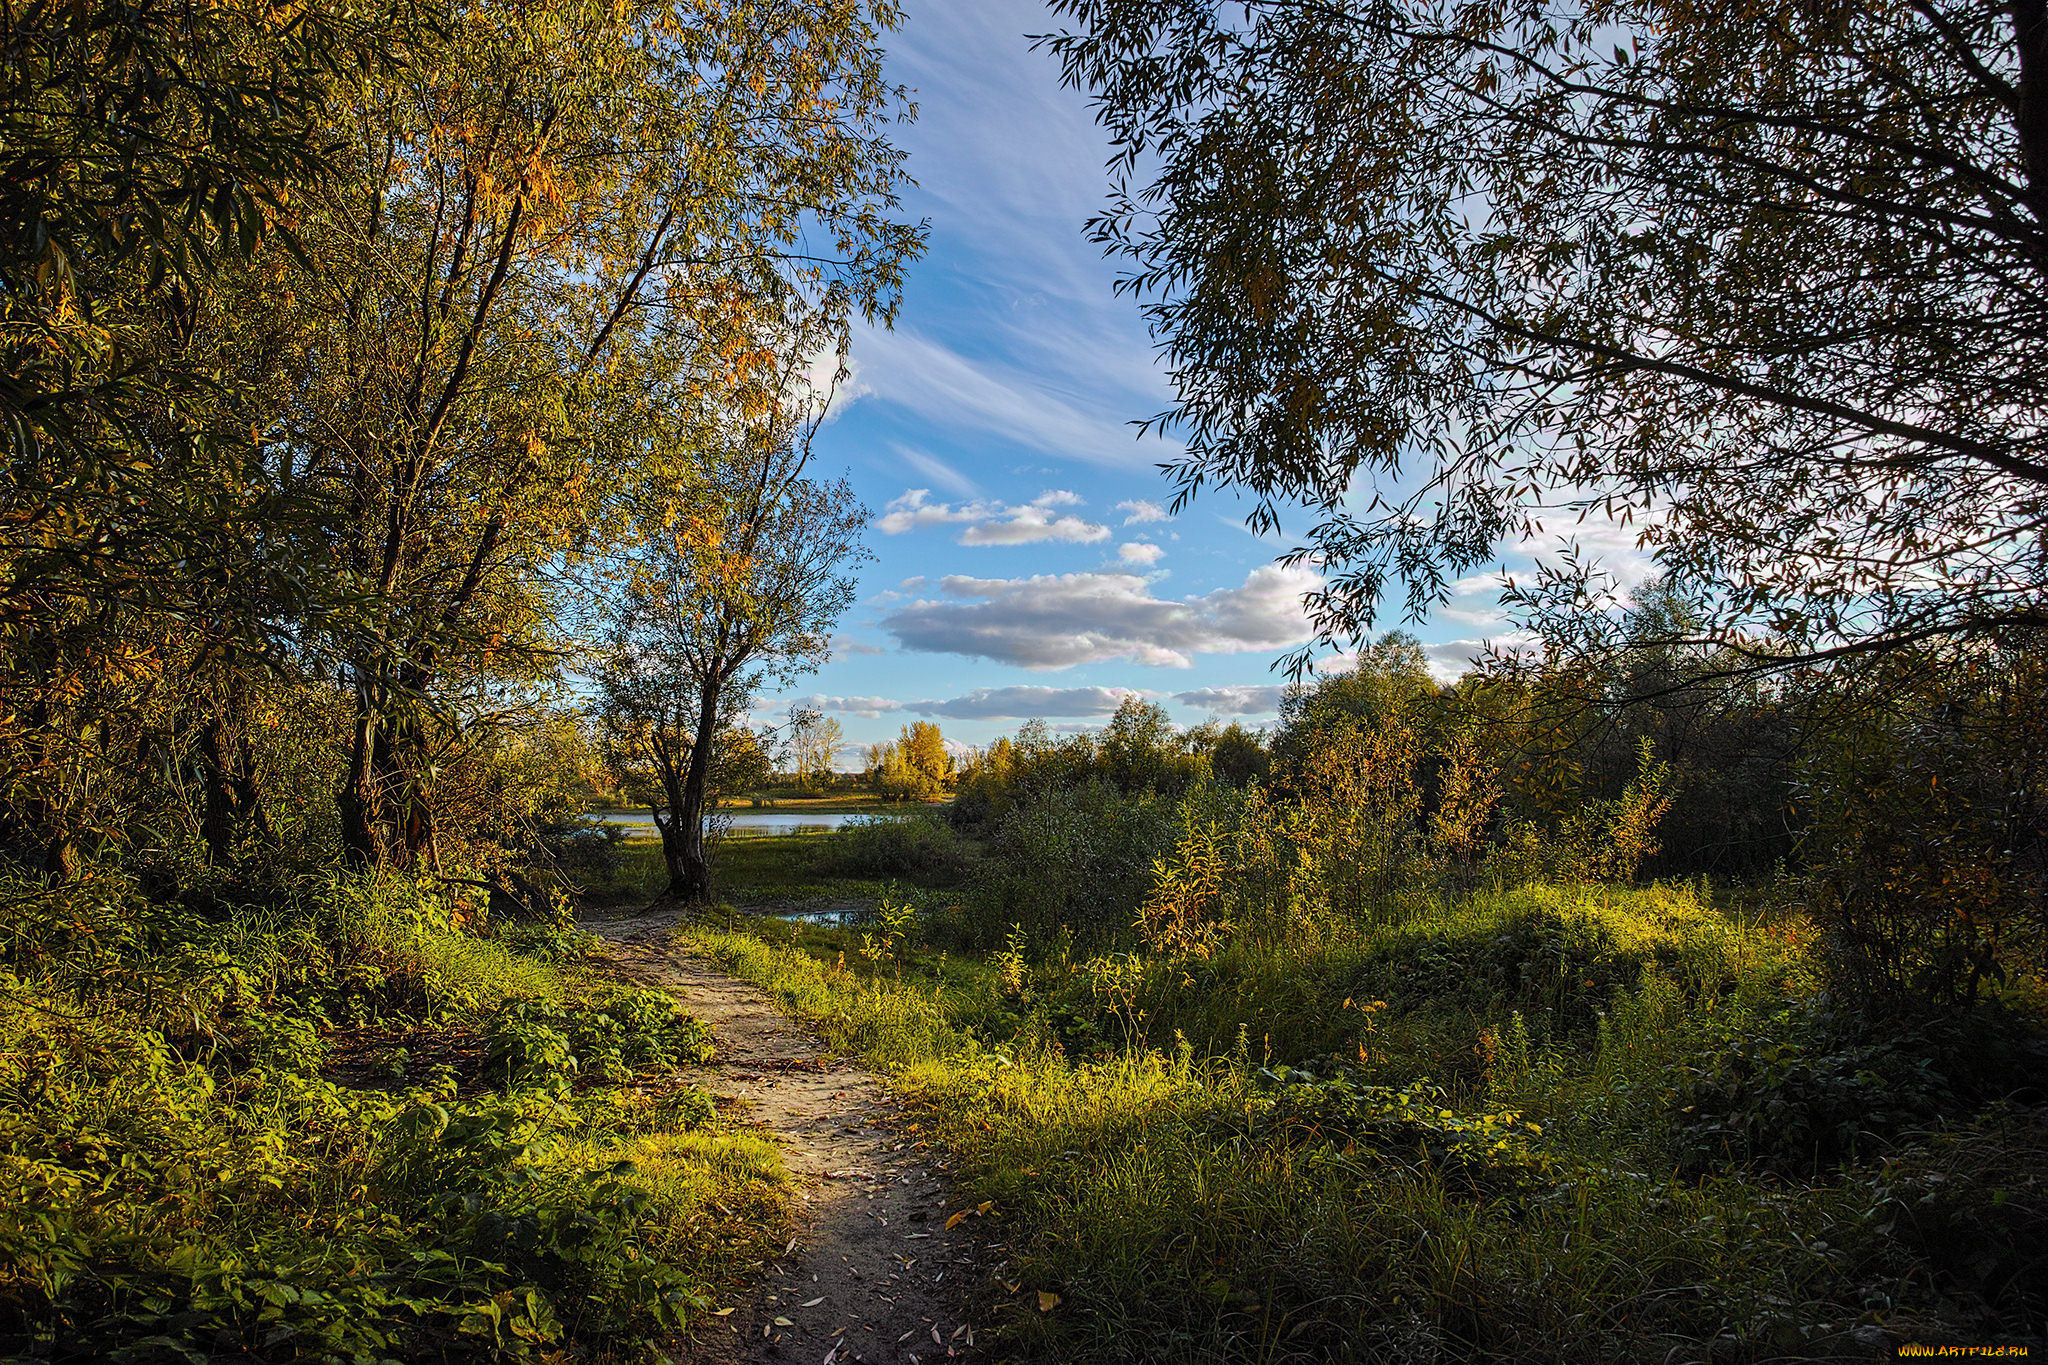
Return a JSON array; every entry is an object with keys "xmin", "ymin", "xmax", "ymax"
[
  {"xmin": 827, "ymin": 811, "xmax": 968, "ymax": 881},
  {"xmin": 1673, "ymin": 1005, "xmax": 2048, "ymax": 1177},
  {"xmin": 483, "ymin": 990, "xmax": 715, "ymax": 1092},
  {"xmin": 964, "ymin": 782, "xmax": 1176, "ymax": 949}
]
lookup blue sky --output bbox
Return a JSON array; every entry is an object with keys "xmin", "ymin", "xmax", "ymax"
[{"xmin": 770, "ymin": 0, "xmax": 1644, "ymax": 763}]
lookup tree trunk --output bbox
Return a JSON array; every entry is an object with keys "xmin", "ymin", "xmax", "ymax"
[
  {"xmin": 339, "ymin": 691, "xmax": 381, "ymax": 867},
  {"xmin": 666, "ymin": 665, "xmax": 724, "ymax": 903}
]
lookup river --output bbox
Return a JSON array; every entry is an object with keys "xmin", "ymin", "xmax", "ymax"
[{"xmin": 593, "ymin": 808, "xmax": 864, "ymax": 836}]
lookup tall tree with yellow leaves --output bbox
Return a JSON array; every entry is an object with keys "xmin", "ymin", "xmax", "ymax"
[{"xmin": 242, "ymin": 0, "xmax": 922, "ymax": 866}]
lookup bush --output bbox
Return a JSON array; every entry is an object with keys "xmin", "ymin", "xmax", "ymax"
[
  {"xmin": 1673, "ymin": 1004, "xmax": 2048, "ymax": 1177},
  {"xmin": 0, "ymin": 867, "xmax": 766, "ymax": 1365},
  {"xmin": 965, "ymin": 782, "xmax": 1177, "ymax": 949},
  {"xmin": 484, "ymin": 990, "xmax": 716, "ymax": 1091},
  {"xmin": 827, "ymin": 812, "xmax": 968, "ymax": 882}
]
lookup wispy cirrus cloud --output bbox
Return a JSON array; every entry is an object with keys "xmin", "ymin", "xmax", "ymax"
[
  {"xmin": 882, "ymin": 563, "xmax": 1320, "ymax": 669},
  {"xmin": 893, "ymin": 444, "xmax": 979, "ymax": 498},
  {"xmin": 850, "ymin": 326, "xmax": 1169, "ymax": 469}
]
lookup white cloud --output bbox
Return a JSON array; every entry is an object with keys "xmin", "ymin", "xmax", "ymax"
[
  {"xmin": 1117, "ymin": 499, "xmax": 1170, "ymax": 525},
  {"xmin": 1173, "ymin": 684, "xmax": 1288, "ymax": 717},
  {"xmin": 849, "ymin": 326, "xmax": 1169, "ymax": 469},
  {"xmin": 876, "ymin": 488, "xmax": 1109, "ymax": 545},
  {"xmin": 881, "ymin": 563, "xmax": 1320, "ymax": 669},
  {"xmin": 827, "ymin": 632, "xmax": 884, "ymax": 658},
  {"xmin": 1417, "ymin": 637, "xmax": 1535, "ymax": 682},
  {"xmin": 1117, "ymin": 541, "xmax": 1165, "ymax": 566},
  {"xmin": 913, "ymin": 685, "xmax": 1153, "ymax": 720},
  {"xmin": 787, "ymin": 694, "xmax": 908, "ymax": 720}
]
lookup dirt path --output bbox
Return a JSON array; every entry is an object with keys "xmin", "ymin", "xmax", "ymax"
[{"xmin": 587, "ymin": 908, "xmax": 982, "ymax": 1365}]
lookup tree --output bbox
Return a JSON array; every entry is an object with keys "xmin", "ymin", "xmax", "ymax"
[
  {"xmin": 1042, "ymin": 0, "xmax": 2048, "ymax": 669},
  {"xmin": 869, "ymin": 720, "xmax": 951, "ymax": 801},
  {"xmin": 240, "ymin": 0, "xmax": 923, "ymax": 868},
  {"xmin": 1191, "ymin": 721, "xmax": 1271, "ymax": 789},
  {"xmin": 0, "ymin": 0, "xmax": 414, "ymax": 874},
  {"xmin": 593, "ymin": 417, "xmax": 868, "ymax": 902},
  {"xmin": 787, "ymin": 708, "xmax": 845, "ymax": 789}
]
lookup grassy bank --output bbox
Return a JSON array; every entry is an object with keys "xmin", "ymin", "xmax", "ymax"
[
  {"xmin": 0, "ymin": 868, "xmax": 788, "ymax": 1363},
  {"xmin": 686, "ymin": 876, "xmax": 2047, "ymax": 1362}
]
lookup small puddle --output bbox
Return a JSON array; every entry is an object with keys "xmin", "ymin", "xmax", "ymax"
[{"xmin": 782, "ymin": 908, "xmax": 866, "ymax": 927}]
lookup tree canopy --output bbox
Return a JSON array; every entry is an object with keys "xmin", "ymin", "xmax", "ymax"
[{"xmin": 1041, "ymin": 0, "xmax": 2048, "ymax": 668}]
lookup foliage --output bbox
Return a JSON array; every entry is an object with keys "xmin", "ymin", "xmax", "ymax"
[
  {"xmin": 484, "ymin": 990, "xmax": 715, "ymax": 1091},
  {"xmin": 952, "ymin": 702, "xmax": 1209, "ymax": 826},
  {"xmin": 966, "ymin": 782, "xmax": 1177, "ymax": 949},
  {"xmin": 827, "ymin": 811, "xmax": 970, "ymax": 883},
  {"xmin": 0, "ymin": 867, "xmax": 779, "ymax": 1363},
  {"xmin": 1040, "ymin": 0, "xmax": 2048, "ymax": 663},
  {"xmin": 867, "ymin": 720, "xmax": 953, "ymax": 802},
  {"xmin": 692, "ymin": 877, "xmax": 2047, "ymax": 1363},
  {"xmin": 1796, "ymin": 645, "xmax": 2048, "ymax": 1012}
]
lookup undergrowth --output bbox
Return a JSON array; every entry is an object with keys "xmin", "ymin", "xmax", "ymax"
[
  {"xmin": 0, "ymin": 866, "xmax": 784, "ymax": 1363},
  {"xmin": 686, "ymin": 880, "xmax": 2048, "ymax": 1363}
]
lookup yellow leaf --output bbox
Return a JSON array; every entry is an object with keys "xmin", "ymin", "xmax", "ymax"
[
  {"xmin": 976, "ymin": 1201, "xmax": 995, "ymax": 1215},
  {"xmin": 945, "ymin": 1211, "xmax": 968, "ymax": 1230},
  {"xmin": 1038, "ymin": 1291, "xmax": 1060, "ymax": 1313}
]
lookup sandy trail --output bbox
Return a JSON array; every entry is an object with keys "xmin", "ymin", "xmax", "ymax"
[{"xmin": 587, "ymin": 908, "xmax": 981, "ymax": 1365}]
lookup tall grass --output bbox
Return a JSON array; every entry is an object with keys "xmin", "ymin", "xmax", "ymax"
[{"xmin": 688, "ymin": 876, "xmax": 2046, "ymax": 1361}]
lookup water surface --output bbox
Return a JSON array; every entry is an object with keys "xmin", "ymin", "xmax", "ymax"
[{"xmin": 595, "ymin": 808, "xmax": 861, "ymax": 836}]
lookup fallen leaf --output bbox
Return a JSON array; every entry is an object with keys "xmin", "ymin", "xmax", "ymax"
[
  {"xmin": 774, "ymin": 1316, "xmax": 794, "ymax": 1327},
  {"xmin": 1038, "ymin": 1291, "xmax": 1060, "ymax": 1313},
  {"xmin": 801, "ymin": 1297, "xmax": 825, "ymax": 1308},
  {"xmin": 975, "ymin": 1201, "xmax": 994, "ymax": 1215},
  {"xmin": 945, "ymin": 1212, "xmax": 969, "ymax": 1231},
  {"xmin": 712, "ymin": 1308, "xmax": 735, "ymax": 1317}
]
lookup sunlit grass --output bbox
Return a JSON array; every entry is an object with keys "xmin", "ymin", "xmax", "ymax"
[{"xmin": 681, "ymin": 882, "xmax": 2019, "ymax": 1362}]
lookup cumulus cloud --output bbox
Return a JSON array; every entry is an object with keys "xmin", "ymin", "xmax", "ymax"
[
  {"xmin": 876, "ymin": 489, "xmax": 1110, "ymax": 546},
  {"xmin": 1420, "ymin": 638, "xmax": 1503, "ymax": 681},
  {"xmin": 1117, "ymin": 541, "xmax": 1165, "ymax": 565},
  {"xmin": 791, "ymin": 685, "xmax": 1158, "ymax": 722},
  {"xmin": 1173, "ymin": 684, "xmax": 1288, "ymax": 716},
  {"xmin": 827, "ymin": 632, "xmax": 884, "ymax": 658},
  {"xmin": 1439, "ymin": 571, "xmax": 1511, "ymax": 628},
  {"xmin": 786, "ymin": 694, "xmax": 907, "ymax": 720},
  {"xmin": 882, "ymin": 563, "xmax": 1320, "ymax": 669},
  {"xmin": 1117, "ymin": 498, "xmax": 1169, "ymax": 524}
]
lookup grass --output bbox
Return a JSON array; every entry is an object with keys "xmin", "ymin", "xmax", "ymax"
[
  {"xmin": 577, "ymin": 824, "xmax": 970, "ymax": 915},
  {"xmin": 684, "ymin": 867, "xmax": 2048, "ymax": 1362}
]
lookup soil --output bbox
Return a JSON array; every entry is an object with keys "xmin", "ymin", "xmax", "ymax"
[{"xmin": 586, "ymin": 906, "xmax": 984, "ymax": 1365}]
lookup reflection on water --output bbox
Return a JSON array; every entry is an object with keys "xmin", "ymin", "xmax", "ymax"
[
  {"xmin": 782, "ymin": 907, "xmax": 865, "ymax": 926},
  {"xmin": 595, "ymin": 808, "xmax": 860, "ymax": 836}
]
